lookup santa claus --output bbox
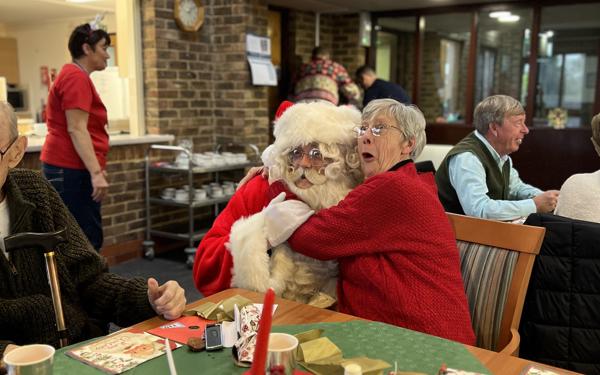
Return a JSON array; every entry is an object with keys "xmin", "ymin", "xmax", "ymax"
[{"xmin": 192, "ymin": 101, "xmax": 362, "ymax": 307}]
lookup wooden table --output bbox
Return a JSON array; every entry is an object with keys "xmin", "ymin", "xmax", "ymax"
[{"xmin": 132, "ymin": 288, "xmax": 580, "ymax": 375}]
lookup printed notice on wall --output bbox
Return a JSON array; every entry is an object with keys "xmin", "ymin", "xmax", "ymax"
[
  {"xmin": 247, "ymin": 56, "xmax": 277, "ymax": 86},
  {"xmin": 246, "ymin": 34, "xmax": 271, "ymax": 57},
  {"xmin": 246, "ymin": 33, "xmax": 277, "ymax": 86}
]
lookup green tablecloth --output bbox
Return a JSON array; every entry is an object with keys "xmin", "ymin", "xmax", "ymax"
[{"xmin": 54, "ymin": 321, "xmax": 489, "ymax": 374}]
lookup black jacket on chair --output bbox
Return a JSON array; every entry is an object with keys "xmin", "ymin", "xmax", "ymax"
[{"xmin": 520, "ymin": 213, "xmax": 600, "ymax": 374}]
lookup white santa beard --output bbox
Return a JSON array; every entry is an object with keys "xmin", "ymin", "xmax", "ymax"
[{"xmin": 287, "ymin": 174, "xmax": 354, "ymax": 211}]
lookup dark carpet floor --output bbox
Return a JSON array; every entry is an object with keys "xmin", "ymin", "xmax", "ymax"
[{"xmin": 109, "ymin": 250, "xmax": 203, "ymax": 303}]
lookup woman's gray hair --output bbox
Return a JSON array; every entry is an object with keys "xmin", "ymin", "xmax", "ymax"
[
  {"xmin": 591, "ymin": 113, "xmax": 600, "ymax": 157},
  {"xmin": 362, "ymin": 98, "xmax": 426, "ymax": 159},
  {"xmin": 474, "ymin": 95, "xmax": 525, "ymax": 135},
  {"xmin": 0, "ymin": 101, "xmax": 18, "ymax": 140}
]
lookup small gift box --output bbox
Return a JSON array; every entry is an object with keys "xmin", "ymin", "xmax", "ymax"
[{"xmin": 233, "ymin": 304, "xmax": 262, "ymax": 366}]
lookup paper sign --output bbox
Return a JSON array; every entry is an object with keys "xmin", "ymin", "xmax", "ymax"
[
  {"xmin": 247, "ymin": 56, "xmax": 277, "ymax": 86},
  {"xmin": 246, "ymin": 34, "xmax": 271, "ymax": 57}
]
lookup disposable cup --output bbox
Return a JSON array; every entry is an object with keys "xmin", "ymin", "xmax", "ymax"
[
  {"xmin": 266, "ymin": 333, "xmax": 298, "ymax": 375},
  {"xmin": 4, "ymin": 344, "xmax": 55, "ymax": 375}
]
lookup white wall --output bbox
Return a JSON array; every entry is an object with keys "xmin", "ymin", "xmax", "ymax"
[{"xmin": 8, "ymin": 14, "xmax": 115, "ymax": 118}]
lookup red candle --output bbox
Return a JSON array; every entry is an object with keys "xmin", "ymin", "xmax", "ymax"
[{"xmin": 250, "ymin": 288, "xmax": 275, "ymax": 375}]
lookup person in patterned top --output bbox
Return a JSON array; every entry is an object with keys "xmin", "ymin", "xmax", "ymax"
[{"xmin": 293, "ymin": 46, "xmax": 361, "ymax": 107}]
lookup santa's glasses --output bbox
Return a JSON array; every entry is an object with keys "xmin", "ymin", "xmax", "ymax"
[{"xmin": 288, "ymin": 145, "xmax": 328, "ymax": 168}]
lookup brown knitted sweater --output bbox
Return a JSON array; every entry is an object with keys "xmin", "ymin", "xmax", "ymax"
[{"xmin": 0, "ymin": 169, "xmax": 155, "ymax": 355}]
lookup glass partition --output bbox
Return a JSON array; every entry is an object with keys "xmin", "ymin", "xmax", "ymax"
[
  {"xmin": 419, "ymin": 13, "xmax": 472, "ymax": 123},
  {"xmin": 376, "ymin": 16, "xmax": 416, "ymax": 102},
  {"xmin": 534, "ymin": 3, "xmax": 600, "ymax": 128},
  {"xmin": 475, "ymin": 8, "xmax": 532, "ymax": 107}
]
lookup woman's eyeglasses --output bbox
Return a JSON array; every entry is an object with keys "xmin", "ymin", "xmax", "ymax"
[
  {"xmin": 0, "ymin": 137, "xmax": 17, "ymax": 161},
  {"xmin": 288, "ymin": 146, "xmax": 327, "ymax": 167},
  {"xmin": 354, "ymin": 124, "xmax": 403, "ymax": 137}
]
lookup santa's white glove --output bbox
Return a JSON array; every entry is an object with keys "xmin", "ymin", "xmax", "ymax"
[{"xmin": 264, "ymin": 192, "xmax": 314, "ymax": 248}]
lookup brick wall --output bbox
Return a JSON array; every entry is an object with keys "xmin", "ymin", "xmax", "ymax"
[
  {"xmin": 20, "ymin": 145, "xmax": 150, "ymax": 265},
  {"xmin": 419, "ymin": 32, "xmax": 443, "ymax": 122},
  {"xmin": 142, "ymin": 0, "xmax": 269, "ymax": 153},
  {"xmin": 495, "ymin": 31, "xmax": 523, "ymax": 99},
  {"xmin": 326, "ymin": 14, "xmax": 364, "ymax": 79},
  {"xmin": 288, "ymin": 11, "xmax": 316, "ymax": 63},
  {"xmin": 396, "ymin": 31, "xmax": 415, "ymax": 100}
]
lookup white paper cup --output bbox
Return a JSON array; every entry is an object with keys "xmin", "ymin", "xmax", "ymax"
[
  {"xmin": 175, "ymin": 189, "xmax": 188, "ymax": 201},
  {"xmin": 162, "ymin": 188, "xmax": 176, "ymax": 199},
  {"xmin": 194, "ymin": 190, "xmax": 207, "ymax": 200},
  {"xmin": 211, "ymin": 187, "xmax": 224, "ymax": 197},
  {"xmin": 4, "ymin": 344, "xmax": 55, "ymax": 375},
  {"xmin": 266, "ymin": 333, "xmax": 298, "ymax": 375}
]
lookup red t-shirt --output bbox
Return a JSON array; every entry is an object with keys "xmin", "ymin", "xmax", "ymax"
[{"xmin": 41, "ymin": 63, "xmax": 109, "ymax": 169}]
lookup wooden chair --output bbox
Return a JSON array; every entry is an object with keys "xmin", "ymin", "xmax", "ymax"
[{"xmin": 446, "ymin": 213, "xmax": 545, "ymax": 356}]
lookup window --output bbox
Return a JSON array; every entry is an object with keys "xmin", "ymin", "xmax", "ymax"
[
  {"xmin": 419, "ymin": 13, "xmax": 472, "ymax": 123},
  {"xmin": 475, "ymin": 8, "xmax": 532, "ymax": 107},
  {"xmin": 534, "ymin": 3, "xmax": 600, "ymax": 127},
  {"xmin": 375, "ymin": 16, "xmax": 416, "ymax": 101}
]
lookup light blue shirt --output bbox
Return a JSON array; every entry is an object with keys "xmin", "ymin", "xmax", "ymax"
[{"xmin": 448, "ymin": 131, "xmax": 542, "ymax": 220}]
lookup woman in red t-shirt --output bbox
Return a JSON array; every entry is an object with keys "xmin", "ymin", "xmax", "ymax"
[{"xmin": 41, "ymin": 23, "xmax": 111, "ymax": 251}]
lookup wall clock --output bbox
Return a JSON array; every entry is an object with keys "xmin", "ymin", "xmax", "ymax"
[{"xmin": 174, "ymin": 0, "xmax": 205, "ymax": 32}]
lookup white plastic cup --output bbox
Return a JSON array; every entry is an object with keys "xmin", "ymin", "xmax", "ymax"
[
  {"xmin": 4, "ymin": 344, "xmax": 55, "ymax": 375},
  {"xmin": 266, "ymin": 333, "xmax": 298, "ymax": 375}
]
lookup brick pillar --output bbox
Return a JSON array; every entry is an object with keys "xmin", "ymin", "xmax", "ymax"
[
  {"xmin": 212, "ymin": 0, "xmax": 269, "ymax": 151},
  {"xmin": 141, "ymin": 0, "xmax": 270, "ymax": 154}
]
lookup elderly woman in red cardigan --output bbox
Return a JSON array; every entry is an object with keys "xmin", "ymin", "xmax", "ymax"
[{"xmin": 264, "ymin": 99, "xmax": 476, "ymax": 345}]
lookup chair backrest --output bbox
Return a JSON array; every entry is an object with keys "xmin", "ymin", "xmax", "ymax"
[
  {"xmin": 446, "ymin": 213, "xmax": 545, "ymax": 355},
  {"xmin": 415, "ymin": 160, "xmax": 436, "ymax": 174},
  {"xmin": 415, "ymin": 144, "xmax": 452, "ymax": 170}
]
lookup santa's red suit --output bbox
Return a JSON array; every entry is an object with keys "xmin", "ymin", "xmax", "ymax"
[{"xmin": 192, "ymin": 176, "xmax": 284, "ymax": 296}]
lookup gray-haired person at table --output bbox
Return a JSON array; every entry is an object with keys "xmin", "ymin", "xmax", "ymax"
[
  {"xmin": 554, "ymin": 113, "xmax": 600, "ymax": 223},
  {"xmin": 0, "ymin": 102, "xmax": 186, "ymax": 361},
  {"xmin": 435, "ymin": 95, "xmax": 559, "ymax": 220}
]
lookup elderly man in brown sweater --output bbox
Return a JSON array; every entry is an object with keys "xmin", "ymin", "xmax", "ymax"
[{"xmin": 0, "ymin": 102, "xmax": 186, "ymax": 361}]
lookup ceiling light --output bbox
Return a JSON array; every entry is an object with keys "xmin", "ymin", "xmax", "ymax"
[
  {"xmin": 498, "ymin": 15, "xmax": 520, "ymax": 23},
  {"xmin": 546, "ymin": 30, "xmax": 554, "ymax": 37},
  {"xmin": 489, "ymin": 11, "xmax": 511, "ymax": 18}
]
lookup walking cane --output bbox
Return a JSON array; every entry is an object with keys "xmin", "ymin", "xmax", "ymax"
[{"xmin": 4, "ymin": 228, "xmax": 69, "ymax": 348}]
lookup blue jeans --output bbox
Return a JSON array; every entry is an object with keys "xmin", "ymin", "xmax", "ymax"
[{"xmin": 42, "ymin": 163, "xmax": 103, "ymax": 251}]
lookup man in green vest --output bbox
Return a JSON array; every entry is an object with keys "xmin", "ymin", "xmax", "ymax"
[{"xmin": 435, "ymin": 95, "xmax": 559, "ymax": 220}]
